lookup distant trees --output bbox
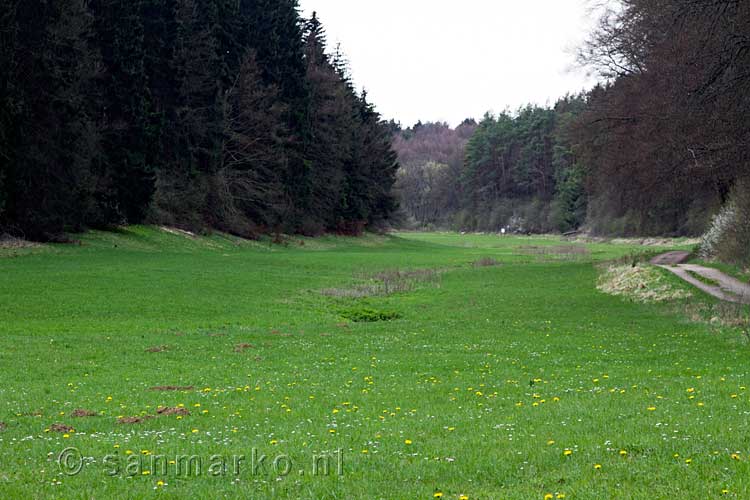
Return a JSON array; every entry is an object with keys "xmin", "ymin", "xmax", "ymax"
[
  {"xmin": 395, "ymin": 0, "xmax": 748, "ymax": 257},
  {"xmin": 394, "ymin": 99, "xmax": 586, "ymax": 233},
  {"xmin": 0, "ymin": 2, "xmax": 398, "ymax": 240},
  {"xmin": 393, "ymin": 120, "xmax": 476, "ymax": 227},
  {"xmin": 573, "ymin": 0, "xmax": 750, "ymax": 237}
]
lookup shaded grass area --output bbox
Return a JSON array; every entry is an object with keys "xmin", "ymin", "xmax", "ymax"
[{"xmin": 0, "ymin": 228, "xmax": 749, "ymax": 499}]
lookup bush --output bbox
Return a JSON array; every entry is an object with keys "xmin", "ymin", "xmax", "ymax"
[
  {"xmin": 699, "ymin": 202, "xmax": 736, "ymax": 260},
  {"xmin": 700, "ymin": 179, "xmax": 750, "ymax": 266},
  {"xmin": 340, "ymin": 307, "xmax": 401, "ymax": 323},
  {"xmin": 716, "ymin": 179, "xmax": 750, "ymax": 266}
]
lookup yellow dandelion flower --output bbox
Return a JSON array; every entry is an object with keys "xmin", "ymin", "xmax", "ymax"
[
  {"xmin": 547, "ymin": 440, "xmax": 555, "ymax": 446},
  {"xmin": 557, "ymin": 495, "xmax": 566, "ymax": 499},
  {"xmin": 544, "ymin": 494, "xmax": 554, "ymax": 500},
  {"xmin": 647, "ymin": 406, "xmax": 656, "ymax": 411},
  {"xmin": 619, "ymin": 450, "xmax": 628, "ymax": 456},
  {"xmin": 142, "ymin": 470, "xmax": 151, "ymax": 475},
  {"xmin": 594, "ymin": 464, "xmax": 602, "ymax": 470},
  {"xmin": 156, "ymin": 480, "xmax": 164, "ymax": 487},
  {"xmin": 404, "ymin": 439, "xmax": 413, "ymax": 445},
  {"xmin": 433, "ymin": 492, "xmax": 443, "ymax": 499},
  {"xmin": 563, "ymin": 449, "xmax": 573, "ymax": 457},
  {"xmin": 731, "ymin": 453, "xmax": 741, "ymax": 460},
  {"xmin": 685, "ymin": 458, "xmax": 692, "ymax": 465}
]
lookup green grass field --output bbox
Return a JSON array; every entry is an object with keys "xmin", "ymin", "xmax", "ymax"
[{"xmin": 1, "ymin": 228, "xmax": 748, "ymax": 499}]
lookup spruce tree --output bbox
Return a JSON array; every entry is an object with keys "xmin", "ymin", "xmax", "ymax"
[
  {"xmin": 240, "ymin": 0, "xmax": 310, "ymax": 231},
  {"xmin": 302, "ymin": 13, "xmax": 353, "ymax": 231},
  {"xmin": 89, "ymin": 0, "xmax": 155, "ymax": 224},
  {"xmin": 3, "ymin": 0, "xmax": 102, "ymax": 239}
]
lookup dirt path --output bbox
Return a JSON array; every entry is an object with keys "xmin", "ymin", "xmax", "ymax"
[
  {"xmin": 650, "ymin": 251, "xmax": 691, "ymax": 265},
  {"xmin": 651, "ymin": 253, "xmax": 750, "ymax": 304}
]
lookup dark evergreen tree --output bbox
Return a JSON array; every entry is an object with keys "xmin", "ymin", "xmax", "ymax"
[
  {"xmin": 2, "ymin": 0, "xmax": 102, "ymax": 239},
  {"xmin": 89, "ymin": 0, "xmax": 154, "ymax": 224},
  {"xmin": 301, "ymin": 12, "xmax": 351, "ymax": 232},
  {"xmin": 216, "ymin": 51, "xmax": 287, "ymax": 234},
  {"xmin": 0, "ymin": 0, "xmax": 18, "ymax": 226},
  {"xmin": 0, "ymin": 0, "xmax": 400, "ymax": 240},
  {"xmin": 346, "ymin": 91, "xmax": 399, "ymax": 230}
]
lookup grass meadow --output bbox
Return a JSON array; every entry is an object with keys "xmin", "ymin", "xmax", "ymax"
[{"xmin": 1, "ymin": 228, "xmax": 748, "ymax": 499}]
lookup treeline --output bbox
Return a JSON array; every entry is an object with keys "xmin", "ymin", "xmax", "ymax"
[
  {"xmin": 394, "ymin": 96, "xmax": 586, "ymax": 234},
  {"xmin": 575, "ymin": 0, "xmax": 749, "ymax": 239},
  {"xmin": 0, "ymin": 1, "xmax": 398, "ymax": 241},
  {"xmin": 396, "ymin": 0, "xmax": 749, "ymax": 261}
]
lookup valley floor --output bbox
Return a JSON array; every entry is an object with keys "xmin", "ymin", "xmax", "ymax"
[{"xmin": 0, "ymin": 228, "xmax": 748, "ymax": 499}]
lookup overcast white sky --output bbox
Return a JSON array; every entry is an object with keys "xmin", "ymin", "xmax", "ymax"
[{"xmin": 298, "ymin": 0, "xmax": 599, "ymax": 127}]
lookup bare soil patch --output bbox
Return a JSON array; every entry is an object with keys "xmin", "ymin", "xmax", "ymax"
[
  {"xmin": 156, "ymin": 407, "xmax": 190, "ymax": 416},
  {"xmin": 472, "ymin": 257, "xmax": 501, "ymax": 267},
  {"xmin": 117, "ymin": 416, "xmax": 154, "ymax": 424},
  {"xmin": 145, "ymin": 345, "xmax": 168, "ymax": 353},
  {"xmin": 49, "ymin": 423, "xmax": 74, "ymax": 433},
  {"xmin": 234, "ymin": 343, "xmax": 255, "ymax": 352},
  {"xmin": 0, "ymin": 422, "xmax": 6, "ymax": 431},
  {"xmin": 71, "ymin": 409, "xmax": 97, "ymax": 418},
  {"xmin": 150, "ymin": 385, "xmax": 194, "ymax": 392}
]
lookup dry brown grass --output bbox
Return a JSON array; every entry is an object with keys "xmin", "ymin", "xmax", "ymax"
[
  {"xmin": 597, "ymin": 264, "xmax": 693, "ymax": 303},
  {"xmin": 472, "ymin": 257, "xmax": 502, "ymax": 268},
  {"xmin": 0, "ymin": 235, "xmax": 39, "ymax": 250},
  {"xmin": 321, "ymin": 268, "xmax": 442, "ymax": 298},
  {"xmin": 520, "ymin": 245, "xmax": 591, "ymax": 261}
]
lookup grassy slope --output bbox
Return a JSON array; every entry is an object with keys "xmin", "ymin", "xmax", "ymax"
[{"xmin": 0, "ymin": 227, "xmax": 748, "ymax": 499}]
